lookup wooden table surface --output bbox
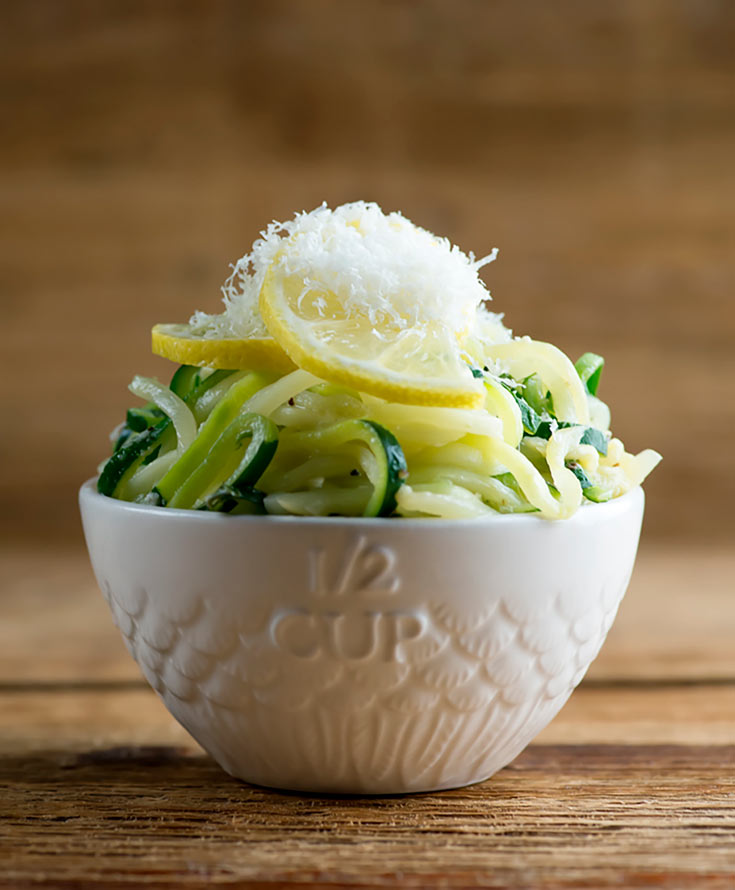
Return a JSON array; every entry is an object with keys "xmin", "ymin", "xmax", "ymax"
[{"xmin": 1, "ymin": 543, "xmax": 733, "ymax": 888}]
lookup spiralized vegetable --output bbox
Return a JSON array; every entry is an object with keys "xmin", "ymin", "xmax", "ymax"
[{"xmin": 101, "ymin": 338, "xmax": 661, "ymax": 520}]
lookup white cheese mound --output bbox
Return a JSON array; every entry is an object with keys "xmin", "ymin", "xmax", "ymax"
[{"xmin": 190, "ymin": 201, "xmax": 501, "ymax": 339}]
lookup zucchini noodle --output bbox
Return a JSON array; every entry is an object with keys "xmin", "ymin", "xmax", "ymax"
[
  {"xmin": 245, "ymin": 369, "xmax": 322, "ymax": 415},
  {"xmin": 264, "ymin": 487, "xmax": 372, "ymax": 517},
  {"xmin": 483, "ymin": 340, "xmax": 590, "ymax": 424},
  {"xmin": 124, "ymin": 450, "xmax": 179, "ymax": 500},
  {"xmin": 396, "ymin": 482, "xmax": 494, "ymax": 519},
  {"xmin": 482, "ymin": 377, "xmax": 524, "ymax": 446},
  {"xmin": 362, "ymin": 399, "xmax": 505, "ymax": 454},
  {"xmin": 545, "ymin": 427, "xmax": 585, "ymax": 518},
  {"xmin": 98, "ymin": 201, "xmax": 660, "ymax": 519},
  {"xmin": 128, "ymin": 376, "xmax": 197, "ymax": 452},
  {"xmin": 102, "ymin": 337, "xmax": 660, "ymax": 520},
  {"xmin": 191, "ymin": 370, "xmax": 252, "ymax": 421}
]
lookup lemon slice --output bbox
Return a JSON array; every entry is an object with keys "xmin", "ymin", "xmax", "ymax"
[
  {"xmin": 152, "ymin": 323, "xmax": 296, "ymax": 373},
  {"xmin": 259, "ymin": 266, "xmax": 485, "ymax": 409}
]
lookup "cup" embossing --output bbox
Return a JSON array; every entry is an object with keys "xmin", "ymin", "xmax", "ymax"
[{"xmin": 271, "ymin": 609, "xmax": 425, "ymax": 662}]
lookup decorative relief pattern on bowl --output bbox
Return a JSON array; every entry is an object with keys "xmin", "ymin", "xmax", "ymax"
[
  {"xmin": 98, "ymin": 549, "xmax": 630, "ymax": 793},
  {"xmin": 81, "ymin": 481, "xmax": 644, "ymax": 792}
]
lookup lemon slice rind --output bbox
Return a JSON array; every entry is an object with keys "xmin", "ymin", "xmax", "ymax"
[{"xmin": 151, "ymin": 323, "xmax": 296, "ymax": 373}]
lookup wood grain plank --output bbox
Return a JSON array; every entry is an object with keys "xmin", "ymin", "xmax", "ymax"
[
  {"xmin": 586, "ymin": 546, "xmax": 735, "ymax": 682},
  {"xmin": 0, "ymin": 546, "xmax": 135, "ymax": 683},
  {"xmin": 1, "ymin": 740, "xmax": 733, "ymax": 888},
  {"xmin": 537, "ymin": 684, "xmax": 735, "ymax": 745}
]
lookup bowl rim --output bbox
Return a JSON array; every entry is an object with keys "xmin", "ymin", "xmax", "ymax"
[{"xmin": 79, "ymin": 477, "xmax": 644, "ymax": 530}]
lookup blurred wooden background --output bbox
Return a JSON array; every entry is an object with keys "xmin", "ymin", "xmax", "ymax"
[{"xmin": 2, "ymin": 0, "xmax": 734, "ymax": 546}]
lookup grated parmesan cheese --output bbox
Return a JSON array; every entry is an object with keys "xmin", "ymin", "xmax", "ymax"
[{"xmin": 190, "ymin": 201, "xmax": 502, "ymax": 340}]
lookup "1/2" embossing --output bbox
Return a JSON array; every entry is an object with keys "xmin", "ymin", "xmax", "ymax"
[{"xmin": 308, "ymin": 536, "xmax": 400, "ymax": 598}]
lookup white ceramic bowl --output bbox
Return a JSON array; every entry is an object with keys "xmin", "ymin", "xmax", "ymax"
[{"xmin": 80, "ymin": 480, "xmax": 644, "ymax": 794}]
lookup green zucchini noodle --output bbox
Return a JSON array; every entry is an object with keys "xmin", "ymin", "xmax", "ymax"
[
  {"xmin": 128, "ymin": 375, "xmax": 197, "ymax": 452},
  {"xmin": 101, "ymin": 335, "xmax": 661, "ymax": 520},
  {"xmin": 190, "ymin": 370, "xmax": 251, "ymax": 421}
]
